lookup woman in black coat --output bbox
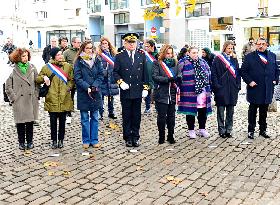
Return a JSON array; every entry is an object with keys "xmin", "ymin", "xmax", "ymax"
[
  {"xmin": 97, "ymin": 37, "xmax": 119, "ymax": 120},
  {"xmin": 152, "ymin": 44, "xmax": 181, "ymax": 144},
  {"xmin": 211, "ymin": 41, "xmax": 241, "ymax": 138},
  {"xmin": 202, "ymin": 47, "xmax": 215, "ymax": 69}
]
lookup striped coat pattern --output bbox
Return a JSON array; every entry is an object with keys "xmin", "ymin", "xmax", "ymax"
[{"xmin": 177, "ymin": 57, "xmax": 212, "ymax": 116}]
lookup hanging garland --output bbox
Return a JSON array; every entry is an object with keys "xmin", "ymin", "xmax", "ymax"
[{"xmin": 143, "ymin": 0, "xmax": 196, "ymax": 21}]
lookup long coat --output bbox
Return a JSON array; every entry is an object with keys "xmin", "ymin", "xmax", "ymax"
[
  {"xmin": 211, "ymin": 54, "xmax": 241, "ymax": 106},
  {"xmin": 177, "ymin": 58, "xmax": 212, "ymax": 116},
  {"xmin": 99, "ymin": 52, "xmax": 119, "ymax": 96},
  {"xmin": 240, "ymin": 51, "xmax": 279, "ymax": 104},
  {"xmin": 36, "ymin": 60, "xmax": 74, "ymax": 112},
  {"xmin": 152, "ymin": 61, "xmax": 181, "ymax": 104},
  {"xmin": 113, "ymin": 50, "xmax": 148, "ymax": 99},
  {"xmin": 5, "ymin": 63, "xmax": 39, "ymax": 123},
  {"xmin": 74, "ymin": 56, "xmax": 103, "ymax": 111}
]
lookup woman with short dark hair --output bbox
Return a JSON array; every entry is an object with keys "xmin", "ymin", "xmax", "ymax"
[{"xmin": 5, "ymin": 48, "xmax": 39, "ymax": 150}]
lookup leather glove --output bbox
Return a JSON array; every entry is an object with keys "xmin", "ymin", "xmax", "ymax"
[
  {"xmin": 120, "ymin": 82, "xmax": 129, "ymax": 90},
  {"xmin": 168, "ymin": 77, "xmax": 175, "ymax": 82},
  {"xmin": 142, "ymin": 90, "xmax": 148, "ymax": 98}
]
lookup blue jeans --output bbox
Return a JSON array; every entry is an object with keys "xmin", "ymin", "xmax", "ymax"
[
  {"xmin": 144, "ymin": 90, "xmax": 151, "ymax": 110},
  {"xmin": 99, "ymin": 95, "xmax": 114, "ymax": 117},
  {"xmin": 80, "ymin": 110, "xmax": 99, "ymax": 145}
]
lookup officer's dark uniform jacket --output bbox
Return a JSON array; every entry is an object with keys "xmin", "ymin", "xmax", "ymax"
[{"xmin": 113, "ymin": 49, "xmax": 148, "ymax": 99}]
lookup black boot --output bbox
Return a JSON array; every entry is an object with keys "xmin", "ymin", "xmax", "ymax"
[
  {"xmin": 26, "ymin": 142, "xmax": 34, "ymax": 150},
  {"xmin": 51, "ymin": 141, "xmax": 57, "ymax": 149},
  {"xmin": 58, "ymin": 140, "xmax": 64, "ymax": 148},
  {"xmin": 167, "ymin": 130, "xmax": 176, "ymax": 144}
]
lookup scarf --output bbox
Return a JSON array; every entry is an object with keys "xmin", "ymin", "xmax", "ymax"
[
  {"xmin": 163, "ymin": 58, "xmax": 175, "ymax": 68},
  {"xmin": 80, "ymin": 52, "xmax": 94, "ymax": 67},
  {"xmin": 17, "ymin": 62, "xmax": 29, "ymax": 75},
  {"xmin": 186, "ymin": 55, "xmax": 208, "ymax": 95},
  {"xmin": 49, "ymin": 59, "xmax": 64, "ymax": 66}
]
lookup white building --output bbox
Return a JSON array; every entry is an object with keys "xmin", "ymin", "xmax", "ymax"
[
  {"xmin": 0, "ymin": 0, "xmax": 28, "ymax": 47},
  {"xmin": 26, "ymin": 0, "xmax": 88, "ymax": 49}
]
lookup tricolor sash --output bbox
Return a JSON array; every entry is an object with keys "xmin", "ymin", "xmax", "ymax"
[
  {"xmin": 143, "ymin": 50, "xmax": 156, "ymax": 63},
  {"xmin": 257, "ymin": 52, "xmax": 268, "ymax": 64},
  {"xmin": 217, "ymin": 54, "xmax": 236, "ymax": 78},
  {"xmin": 46, "ymin": 63, "xmax": 68, "ymax": 84},
  {"xmin": 160, "ymin": 61, "xmax": 174, "ymax": 78},
  {"xmin": 100, "ymin": 52, "xmax": 114, "ymax": 66}
]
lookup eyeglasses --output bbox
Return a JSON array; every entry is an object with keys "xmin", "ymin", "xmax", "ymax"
[
  {"xmin": 74, "ymin": 42, "xmax": 81, "ymax": 44},
  {"xmin": 85, "ymin": 47, "xmax": 93, "ymax": 49}
]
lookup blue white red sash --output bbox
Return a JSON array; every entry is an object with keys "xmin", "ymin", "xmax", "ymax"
[
  {"xmin": 160, "ymin": 61, "xmax": 174, "ymax": 78},
  {"xmin": 46, "ymin": 63, "xmax": 68, "ymax": 84},
  {"xmin": 257, "ymin": 52, "xmax": 268, "ymax": 64},
  {"xmin": 143, "ymin": 50, "xmax": 156, "ymax": 63},
  {"xmin": 217, "ymin": 54, "xmax": 236, "ymax": 78},
  {"xmin": 100, "ymin": 52, "xmax": 114, "ymax": 66}
]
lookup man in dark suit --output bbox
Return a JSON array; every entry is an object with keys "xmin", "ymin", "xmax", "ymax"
[
  {"xmin": 113, "ymin": 33, "xmax": 149, "ymax": 147},
  {"xmin": 241, "ymin": 37, "xmax": 279, "ymax": 139}
]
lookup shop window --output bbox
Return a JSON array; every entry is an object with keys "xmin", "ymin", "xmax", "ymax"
[
  {"xmin": 141, "ymin": 0, "xmax": 153, "ymax": 6},
  {"xmin": 186, "ymin": 1, "xmax": 211, "ymax": 17}
]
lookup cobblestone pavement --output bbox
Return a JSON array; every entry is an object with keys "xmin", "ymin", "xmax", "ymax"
[{"xmin": 1, "ymin": 89, "xmax": 280, "ymax": 204}]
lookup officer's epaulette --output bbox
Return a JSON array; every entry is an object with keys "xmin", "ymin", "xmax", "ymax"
[{"xmin": 137, "ymin": 48, "xmax": 145, "ymax": 54}]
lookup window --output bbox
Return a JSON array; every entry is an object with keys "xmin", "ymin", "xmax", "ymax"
[
  {"xmin": 258, "ymin": 0, "xmax": 268, "ymax": 16},
  {"xmin": 36, "ymin": 11, "xmax": 47, "ymax": 19},
  {"xmin": 114, "ymin": 13, "xmax": 129, "ymax": 24},
  {"xmin": 110, "ymin": 0, "xmax": 128, "ymax": 10},
  {"xmin": 141, "ymin": 0, "xmax": 153, "ymax": 6},
  {"xmin": 185, "ymin": 1, "xmax": 211, "ymax": 17},
  {"xmin": 87, "ymin": 0, "xmax": 101, "ymax": 13}
]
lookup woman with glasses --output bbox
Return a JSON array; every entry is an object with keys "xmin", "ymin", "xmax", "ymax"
[
  {"xmin": 74, "ymin": 41, "xmax": 103, "ymax": 149},
  {"xmin": 211, "ymin": 40, "xmax": 240, "ymax": 138}
]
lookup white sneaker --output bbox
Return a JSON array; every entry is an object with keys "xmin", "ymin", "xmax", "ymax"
[
  {"xmin": 199, "ymin": 129, "xmax": 210, "ymax": 138},
  {"xmin": 189, "ymin": 130, "xmax": 196, "ymax": 139},
  {"xmin": 66, "ymin": 116, "xmax": 72, "ymax": 124}
]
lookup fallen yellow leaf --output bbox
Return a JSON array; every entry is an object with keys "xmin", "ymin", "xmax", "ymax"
[
  {"xmin": 24, "ymin": 150, "xmax": 32, "ymax": 156},
  {"xmin": 199, "ymin": 192, "xmax": 208, "ymax": 197},
  {"xmin": 172, "ymin": 178, "xmax": 183, "ymax": 185},
  {"xmin": 63, "ymin": 171, "xmax": 70, "ymax": 176},
  {"xmin": 48, "ymin": 171, "xmax": 55, "ymax": 176},
  {"xmin": 44, "ymin": 161, "xmax": 59, "ymax": 168},
  {"xmin": 166, "ymin": 176, "xmax": 175, "ymax": 181}
]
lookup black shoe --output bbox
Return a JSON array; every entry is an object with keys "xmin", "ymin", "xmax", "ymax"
[
  {"xmin": 167, "ymin": 136, "xmax": 176, "ymax": 144},
  {"xmin": 259, "ymin": 131, "xmax": 270, "ymax": 138},
  {"xmin": 158, "ymin": 138, "xmax": 165, "ymax": 144},
  {"xmin": 108, "ymin": 113, "xmax": 117, "ymax": 119},
  {"xmin": 19, "ymin": 143, "xmax": 25, "ymax": 150},
  {"xmin": 51, "ymin": 141, "xmax": 57, "ymax": 149},
  {"xmin": 133, "ymin": 140, "xmax": 140, "ymax": 147},
  {"xmin": 225, "ymin": 133, "xmax": 232, "ymax": 138},
  {"xmin": 219, "ymin": 134, "xmax": 227, "ymax": 138},
  {"xmin": 99, "ymin": 117, "xmax": 104, "ymax": 121},
  {"xmin": 248, "ymin": 132, "xmax": 254, "ymax": 139},
  {"xmin": 58, "ymin": 140, "xmax": 64, "ymax": 148},
  {"xmin": 33, "ymin": 121, "xmax": 39, "ymax": 126},
  {"xmin": 26, "ymin": 143, "xmax": 34, "ymax": 150},
  {"xmin": 126, "ymin": 140, "xmax": 133, "ymax": 147}
]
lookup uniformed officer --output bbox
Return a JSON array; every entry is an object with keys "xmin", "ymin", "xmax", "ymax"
[{"xmin": 113, "ymin": 33, "xmax": 149, "ymax": 147}]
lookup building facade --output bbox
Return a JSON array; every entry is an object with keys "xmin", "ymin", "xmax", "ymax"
[{"xmin": 26, "ymin": 0, "xmax": 87, "ymax": 49}]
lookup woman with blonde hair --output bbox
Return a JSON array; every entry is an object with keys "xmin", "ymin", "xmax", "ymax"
[
  {"xmin": 152, "ymin": 44, "xmax": 181, "ymax": 144},
  {"xmin": 6, "ymin": 48, "xmax": 39, "ymax": 150},
  {"xmin": 96, "ymin": 37, "xmax": 119, "ymax": 120},
  {"xmin": 178, "ymin": 46, "xmax": 212, "ymax": 139},
  {"xmin": 211, "ymin": 40, "xmax": 240, "ymax": 138},
  {"xmin": 74, "ymin": 41, "xmax": 103, "ymax": 149}
]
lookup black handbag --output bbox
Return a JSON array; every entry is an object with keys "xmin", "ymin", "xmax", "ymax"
[{"xmin": 39, "ymin": 73, "xmax": 55, "ymax": 98}]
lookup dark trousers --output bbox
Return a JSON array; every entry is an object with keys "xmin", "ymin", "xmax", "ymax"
[
  {"xmin": 186, "ymin": 108, "xmax": 207, "ymax": 130},
  {"xmin": 156, "ymin": 102, "xmax": 176, "ymax": 138},
  {"xmin": 248, "ymin": 103, "xmax": 269, "ymax": 133},
  {"xmin": 120, "ymin": 98, "xmax": 142, "ymax": 142},
  {"xmin": 16, "ymin": 122, "xmax": 34, "ymax": 144},
  {"xmin": 67, "ymin": 88, "xmax": 76, "ymax": 117},
  {"xmin": 49, "ymin": 112, "xmax": 67, "ymax": 142},
  {"xmin": 144, "ymin": 90, "xmax": 152, "ymax": 110},
  {"xmin": 217, "ymin": 105, "xmax": 235, "ymax": 135},
  {"xmin": 99, "ymin": 95, "xmax": 114, "ymax": 117}
]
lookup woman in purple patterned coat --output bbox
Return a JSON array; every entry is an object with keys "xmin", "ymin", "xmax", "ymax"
[{"xmin": 177, "ymin": 46, "xmax": 212, "ymax": 139}]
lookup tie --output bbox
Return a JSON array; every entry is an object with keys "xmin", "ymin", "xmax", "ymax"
[{"xmin": 130, "ymin": 51, "xmax": 133, "ymax": 64}]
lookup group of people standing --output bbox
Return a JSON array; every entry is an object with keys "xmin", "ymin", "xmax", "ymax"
[{"xmin": 4, "ymin": 34, "xmax": 279, "ymax": 150}]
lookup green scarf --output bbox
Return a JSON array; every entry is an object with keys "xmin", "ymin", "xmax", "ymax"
[{"xmin": 17, "ymin": 62, "xmax": 29, "ymax": 75}]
